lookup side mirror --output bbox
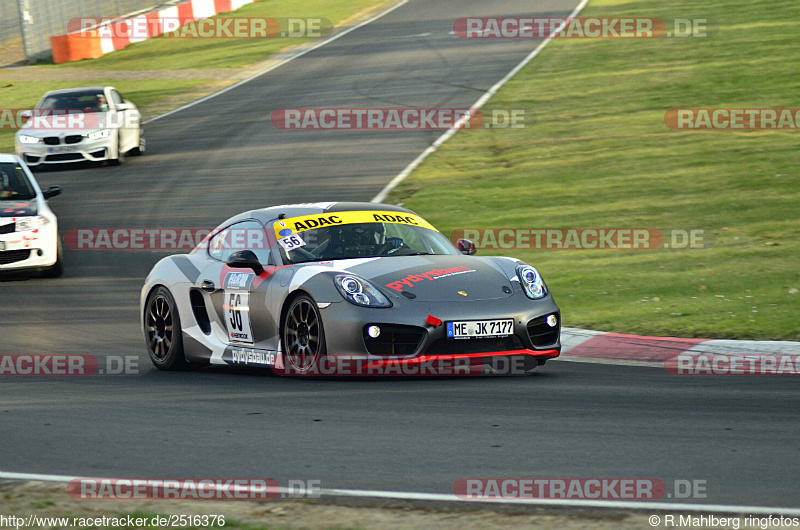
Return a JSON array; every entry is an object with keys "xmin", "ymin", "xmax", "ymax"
[
  {"xmin": 226, "ymin": 250, "xmax": 264, "ymax": 275},
  {"xmin": 20, "ymin": 110, "xmax": 33, "ymax": 121},
  {"xmin": 42, "ymin": 186, "xmax": 62, "ymax": 200},
  {"xmin": 116, "ymin": 103, "xmax": 132, "ymax": 112},
  {"xmin": 457, "ymin": 238, "xmax": 477, "ymax": 255}
]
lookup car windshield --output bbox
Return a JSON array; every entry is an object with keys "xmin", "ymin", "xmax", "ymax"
[
  {"xmin": 274, "ymin": 212, "xmax": 459, "ymax": 264},
  {"xmin": 38, "ymin": 91, "xmax": 108, "ymax": 113},
  {"xmin": 0, "ymin": 163, "xmax": 37, "ymax": 201}
]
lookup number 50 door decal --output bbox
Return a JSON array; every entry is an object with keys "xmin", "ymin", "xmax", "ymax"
[{"xmin": 224, "ymin": 291, "xmax": 254, "ymax": 344}]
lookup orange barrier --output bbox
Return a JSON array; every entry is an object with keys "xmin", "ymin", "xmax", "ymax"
[
  {"xmin": 50, "ymin": 0, "xmax": 263, "ymax": 64},
  {"xmin": 50, "ymin": 31, "xmax": 103, "ymax": 64}
]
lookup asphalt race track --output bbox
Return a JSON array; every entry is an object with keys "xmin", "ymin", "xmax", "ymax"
[{"xmin": 1, "ymin": 0, "xmax": 798, "ymax": 509}]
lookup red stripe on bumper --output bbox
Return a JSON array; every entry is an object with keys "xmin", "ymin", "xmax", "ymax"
[{"xmin": 363, "ymin": 348, "xmax": 559, "ymax": 370}]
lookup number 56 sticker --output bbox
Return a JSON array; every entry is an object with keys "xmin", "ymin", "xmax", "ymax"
[
  {"xmin": 278, "ymin": 234, "xmax": 306, "ymax": 251},
  {"xmin": 225, "ymin": 291, "xmax": 253, "ymax": 344}
]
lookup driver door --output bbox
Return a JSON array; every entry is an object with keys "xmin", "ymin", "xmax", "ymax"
[{"xmin": 195, "ymin": 220, "xmax": 278, "ymax": 361}]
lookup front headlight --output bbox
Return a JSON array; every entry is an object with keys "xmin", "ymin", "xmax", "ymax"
[
  {"xmin": 516, "ymin": 265, "xmax": 547, "ymax": 300},
  {"xmin": 85, "ymin": 129, "xmax": 111, "ymax": 140},
  {"xmin": 16, "ymin": 216, "xmax": 48, "ymax": 232},
  {"xmin": 18, "ymin": 134, "xmax": 41, "ymax": 144},
  {"xmin": 334, "ymin": 275, "xmax": 392, "ymax": 308}
]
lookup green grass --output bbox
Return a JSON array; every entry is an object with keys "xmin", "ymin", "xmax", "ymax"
[
  {"xmin": 388, "ymin": 0, "xmax": 800, "ymax": 339},
  {"xmin": 51, "ymin": 0, "xmax": 386, "ymax": 70}
]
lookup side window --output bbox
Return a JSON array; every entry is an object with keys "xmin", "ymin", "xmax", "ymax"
[
  {"xmin": 208, "ymin": 221, "xmax": 271, "ymax": 264},
  {"xmin": 109, "ymin": 90, "xmax": 124, "ymax": 106}
]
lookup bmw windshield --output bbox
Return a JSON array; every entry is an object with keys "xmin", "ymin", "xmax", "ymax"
[{"xmin": 273, "ymin": 211, "xmax": 459, "ymax": 264}]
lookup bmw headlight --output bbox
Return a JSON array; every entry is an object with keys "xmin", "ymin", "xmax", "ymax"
[
  {"xmin": 16, "ymin": 216, "xmax": 48, "ymax": 232},
  {"xmin": 85, "ymin": 129, "xmax": 111, "ymax": 140},
  {"xmin": 334, "ymin": 275, "xmax": 392, "ymax": 308},
  {"xmin": 516, "ymin": 265, "xmax": 547, "ymax": 300},
  {"xmin": 18, "ymin": 134, "xmax": 41, "ymax": 145}
]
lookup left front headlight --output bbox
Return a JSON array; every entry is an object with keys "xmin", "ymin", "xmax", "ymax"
[
  {"xmin": 516, "ymin": 265, "xmax": 548, "ymax": 300},
  {"xmin": 334, "ymin": 275, "xmax": 392, "ymax": 308},
  {"xmin": 16, "ymin": 216, "xmax": 49, "ymax": 232},
  {"xmin": 17, "ymin": 134, "xmax": 41, "ymax": 144}
]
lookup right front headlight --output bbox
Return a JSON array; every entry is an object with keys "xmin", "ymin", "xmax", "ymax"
[
  {"xmin": 334, "ymin": 275, "xmax": 392, "ymax": 308},
  {"xmin": 85, "ymin": 129, "xmax": 112, "ymax": 140},
  {"xmin": 16, "ymin": 216, "xmax": 49, "ymax": 232},
  {"xmin": 17, "ymin": 134, "xmax": 41, "ymax": 144}
]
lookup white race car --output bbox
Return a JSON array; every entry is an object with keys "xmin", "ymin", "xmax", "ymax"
[
  {"xmin": 0, "ymin": 154, "xmax": 63, "ymax": 276},
  {"xmin": 15, "ymin": 86, "xmax": 145, "ymax": 167}
]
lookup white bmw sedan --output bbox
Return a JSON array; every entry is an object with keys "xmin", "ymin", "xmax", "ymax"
[
  {"xmin": 15, "ymin": 86, "xmax": 145, "ymax": 167},
  {"xmin": 0, "ymin": 153, "xmax": 63, "ymax": 276}
]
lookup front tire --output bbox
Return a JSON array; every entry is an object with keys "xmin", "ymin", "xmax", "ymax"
[
  {"xmin": 145, "ymin": 286, "xmax": 190, "ymax": 370},
  {"xmin": 283, "ymin": 295, "xmax": 326, "ymax": 375}
]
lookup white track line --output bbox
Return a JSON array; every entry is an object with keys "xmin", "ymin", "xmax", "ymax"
[
  {"xmin": 1, "ymin": 471, "xmax": 799, "ymax": 516},
  {"xmin": 371, "ymin": 0, "xmax": 590, "ymax": 203},
  {"xmin": 144, "ymin": 0, "xmax": 409, "ymax": 125}
]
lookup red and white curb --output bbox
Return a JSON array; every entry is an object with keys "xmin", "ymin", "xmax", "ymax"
[{"xmin": 560, "ymin": 327, "xmax": 800, "ymax": 367}]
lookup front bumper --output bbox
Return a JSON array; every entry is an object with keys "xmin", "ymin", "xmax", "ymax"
[
  {"xmin": 0, "ymin": 222, "xmax": 58, "ymax": 271},
  {"xmin": 16, "ymin": 136, "xmax": 115, "ymax": 166},
  {"xmin": 285, "ymin": 294, "xmax": 561, "ymax": 375}
]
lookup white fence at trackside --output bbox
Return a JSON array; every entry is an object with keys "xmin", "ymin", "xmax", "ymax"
[
  {"xmin": 0, "ymin": 0, "xmax": 21, "ymax": 46},
  {"xmin": 370, "ymin": 0, "xmax": 591, "ymax": 203}
]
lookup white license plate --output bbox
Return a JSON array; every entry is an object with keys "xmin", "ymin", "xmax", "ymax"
[
  {"xmin": 47, "ymin": 146, "xmax": 76, "ymax": 153},
  {"xmin": 446, "ymin": 319, "xmax": 514, "ymax": 339}
]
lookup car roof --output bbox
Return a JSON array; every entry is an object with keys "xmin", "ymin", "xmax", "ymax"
[
  {"xmin": 233, "ymin": 202, "xmax": 417, "ymax": 225},
  {"xmin": 44, "ymin": 86, "xmax": 109, "ymax": 96}
]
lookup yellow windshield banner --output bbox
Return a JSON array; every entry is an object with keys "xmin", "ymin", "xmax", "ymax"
[{"xmin": 274, "ymin": 211, "xmax": 437, "ymax": 239}]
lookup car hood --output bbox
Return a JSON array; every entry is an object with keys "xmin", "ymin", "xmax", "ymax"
[
  {"xmin": 0, "ymin": 199, "xmax": 38, "ymax": 217},
  {"xmin": 347, "ymin": 255, "xmax": 515, "ymax": 302}
]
